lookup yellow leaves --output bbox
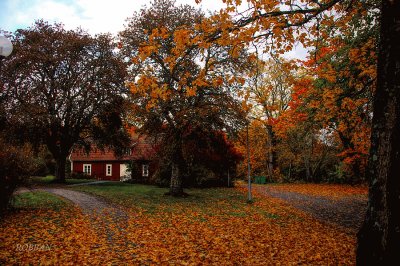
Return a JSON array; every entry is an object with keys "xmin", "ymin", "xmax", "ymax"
[
  {"xmin": 193, "ymin": 77, "xmax": 209, "ymax": 88},
  {"xmin": 186, "ymin": 87, "xmax": 197, "ymax": 97},
  {"xmin": 212, "ymin": 76, "xmax": 224, "ymax": 87},
  {"xmin": 241, "ymin": 100, "xmax": 252, "ymax": 113},
  {"xmin": 149, "ymin": 27, "xmax": 170, "ymax": 41},
  {"xmin": 348, "ymin": 39, "xmax": 377, "ymax": 85},
  {"xmin": 164, "ymin": 55, "xmax": 176, "ymax": 70},
  {"xmin": 138, "ymin": 44, "xmax": 158, "ymax": 60},
  {"xmin": 173, "ymin": 28, "xmax": 193, "ymax": 56},
  {"xmin": 134, "ymin": 76, "xmax": 158, "ymax": 93}
]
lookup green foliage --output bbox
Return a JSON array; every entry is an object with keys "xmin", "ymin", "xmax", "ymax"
[
  {"xmin": 68, "ymin": 172, "xmax": 92, "ymax": 180},
  {"xmin": 12, "ymin": 191, "xmax": 68, "ymax": 210},
  {"xmin": 30, "ymin": 175, "xmax": 95, "ymax": 185},
  {"xmin": 30, "ymin": 175, "xmax": 56, "ymax": 184}
]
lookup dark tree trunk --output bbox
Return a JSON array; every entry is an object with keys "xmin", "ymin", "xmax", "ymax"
[
  {"xmin": 357, "ymin": 1, "xmax": 400, "ymax": 264},
  {"xmin": 47, "ymin": 136, "xmax": 71, "ymax": 183},
  {"xmin": 170, "ymin": 162, "xmax": 183, "ymax": 196},
  {"xmin": 168, "ymin": 133, "xmax": 185, "ymax": 196},
  {"xmin": 54, "ymin": 155, "xmax": 67, "ymax": 183}
]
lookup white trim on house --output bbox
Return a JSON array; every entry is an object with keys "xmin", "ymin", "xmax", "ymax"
[
  {"xmin": 68, "ymin": 153, "xmax": 73, "ymax": 174},
  {"xmin": 83, "ymin": 164, "xmax": 92, "ymax": 175},
  {"xmin": 142, "ymin": 164, "xmax": 149, "ymax": 177},
  {"xmin": 106, "ymin": 164, "xmax": 112, "ymax": 176}
]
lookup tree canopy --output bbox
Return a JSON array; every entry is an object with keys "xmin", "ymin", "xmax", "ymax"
[
  {"xmin": 119, "ymin": 0, "xmax": 248, "ymax": 195},
  {"xmin": 0, "ymin": 21, "xmax": 130, "ymax": 182}
]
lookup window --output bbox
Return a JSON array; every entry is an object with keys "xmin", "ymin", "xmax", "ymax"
[
  {"xmin": 83, "ymin": 164, "xmax": 91, "ymax": 175},
  {"xmin": 106, "ymin": 164, "xmax": 112, "ymax": 176},
  {"xmin": 142, "ymin": 164, "xmax": 149, "ymax": 177}
]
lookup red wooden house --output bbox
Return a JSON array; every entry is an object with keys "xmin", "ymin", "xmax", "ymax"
[{"xmin": 69, "ymin": 137, "xmax": 157, "ymax": 181}]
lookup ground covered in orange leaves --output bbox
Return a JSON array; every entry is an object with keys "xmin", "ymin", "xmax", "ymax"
[
  {"xmin": 264, "ymin": 183, "xmax": 368, "ymax": 200},
  {"xmin": 1, "ymin": 184, "xmax": 359, "ymax": 265}
]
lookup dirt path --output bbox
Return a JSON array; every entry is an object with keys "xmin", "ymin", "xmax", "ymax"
[
  {"xmin": 42, "ymin": 188, "xmax": 128, "ymax": 243},
  {"xmin": 42, "ymin": 188, "xmax": 118, "ymax": 214},
  {"xmin": 252, "ymin": 185, "xmax": 367, "ymax": 233}
]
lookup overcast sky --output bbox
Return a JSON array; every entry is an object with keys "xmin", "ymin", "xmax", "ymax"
[
  {"xmin": 0, "ymin": 0, "xmax": 307, "ymax": 59},
  {"xmin": 0, "ymin": 0, "xmax": 224, "ymax": 35}
]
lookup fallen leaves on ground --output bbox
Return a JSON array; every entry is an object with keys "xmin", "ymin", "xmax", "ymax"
[
  {"xmin": 1, "ymin": 187, "xmax": 356, "ymax": 265},
  {"xmin": 0, "ymin": 207, "xmax": 107, "ymax": 265},
  {"xmin": 262, "ymin": 183, "xmax": 368, "ymax": 200}
]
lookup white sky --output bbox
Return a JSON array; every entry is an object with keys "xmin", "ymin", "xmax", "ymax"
[
  {"xmin": 0, "ymin": 0, "xmax": 225, "ymax": 35},
  {"xmin": 0, "ymin": 0, "xmax": 307, "ymax": 59}
]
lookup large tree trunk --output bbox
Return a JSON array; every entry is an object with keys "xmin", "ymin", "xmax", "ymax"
[
  {"xmin": 168, "ymin": 133, "xmax": 185, "ymax": 196},
  {"xmin": 356, "ymin": 1, "xmax": 400, "ymax": 264},
  {"xmin": 54, "ymin": 155, "xmax": 67, "ymax": 183},
  {"xmin": 170, "ymin": 162, "xmax": 183, "ymax": 196},
  {"xmin": 47, "ymin": 137, "xmax": 70, "ymax": 183}
]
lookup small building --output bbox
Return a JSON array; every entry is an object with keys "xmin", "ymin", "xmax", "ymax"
[{"xmin": 69, "ymin": 137, "xmax": 157, "ymax": 181}]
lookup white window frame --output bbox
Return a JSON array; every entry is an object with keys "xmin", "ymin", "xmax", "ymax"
[
  {"xmin": 142, "ymin": 164, "xmax": 149, "ymax": 177},
  {"xmin": 106, "ymin": 164, "xmax": 112, "ymax": 176},
  {"xmin": 83, "ymin": 164, "xmax": 92, "ymax": 175}
]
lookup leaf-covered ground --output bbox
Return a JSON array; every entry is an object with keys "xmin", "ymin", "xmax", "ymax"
[
  {"xmin": 1, "ymin": 184, "xmax": 359, "ymax": 264},
  {"xmin": 262, "ymin": 183, "xmax": 368, "ymax": 200},
  {"xmin": 252, "ymin": 183, "xmax": 368, "ymax": 234}
]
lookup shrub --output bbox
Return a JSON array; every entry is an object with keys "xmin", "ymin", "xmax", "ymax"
[
  {"xmin": 69, "ymin": 171, "xmax": 92, "ymax": 180},
  {"xmin": 0, "ymin": 141, "xmax": 36, "ymax": 216}
]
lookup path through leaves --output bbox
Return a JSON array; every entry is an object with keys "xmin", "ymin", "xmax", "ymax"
[
  {"xmin": 1, "ymin": 185, "xmax": 359, "ymax": 264},
  {"xmin": 252, "ymin": 184, "xmax": 368, "ymax": 233}
]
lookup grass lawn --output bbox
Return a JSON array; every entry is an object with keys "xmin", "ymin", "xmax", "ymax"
[
  {"xmin": 12, "ymin": 191, "xmax": 68, "ymax": 210},
  {"xmin": 30, "ymin": 175, "xmax": 96, "ymax": 185},
  {"xmin": 73, "ymin": 183, "xmax": 251, "ymax": 215}
]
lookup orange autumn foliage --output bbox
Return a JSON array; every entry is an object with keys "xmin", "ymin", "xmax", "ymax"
[{"xmin": 193, "ymin": 0, "xmax": 376, "ymax": 182}]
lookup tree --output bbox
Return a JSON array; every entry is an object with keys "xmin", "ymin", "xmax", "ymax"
[
  {"xmin": 196, "ymin": 0, "xmax": 398, "ymax": 262},
  {"xmin": 120, "ymin": 0, "xmax": 247, "ymax": 195},
  {"xmin": 155, "ymin": 127, "xmax": 242, "ymax": 187},
  {"xmin": 246, "ymin": 58, "xmax": 294, "ymax": 180},
  {"xmin": 297, "ymin": 5, "xmax": 377, "ymax": 181},
  {"xmin": 234, "ymin": 120, "xmax": 270, "ymax": 179},
  {"xmin": 356, "ymin": 0, "xmax": 400, "ymax": 263},
  {"xmin": 0, "ymin": 21, "xmax": 130, "ymax": 182}
]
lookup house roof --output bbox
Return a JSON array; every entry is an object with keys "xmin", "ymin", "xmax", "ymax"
[{"xmin": 70, "ymin": 136, "xmax": 157, "ymax": 162}]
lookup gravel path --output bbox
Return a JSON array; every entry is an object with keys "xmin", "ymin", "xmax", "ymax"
[
  {"xmin": 252, "ymin": 185, "xmax": 367, "ymax": 233},
  {"xmin": 42, "ymin": 188, "xmax": 128, "ymax": 242},
  {"xmin": 42, "ymin": 188, "xmax": 119, "ymax": 214}
]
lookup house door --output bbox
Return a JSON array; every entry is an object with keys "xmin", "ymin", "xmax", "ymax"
[{"xmin": 120, "ymin": 164, "xmax": 131, "ymax": 181}]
